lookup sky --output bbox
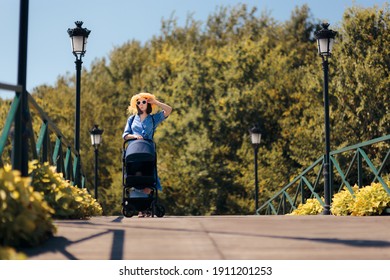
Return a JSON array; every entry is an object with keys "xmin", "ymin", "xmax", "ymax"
[{"xmin": 0, "ymin": 0, "xmax": 388, "ymax": 100}]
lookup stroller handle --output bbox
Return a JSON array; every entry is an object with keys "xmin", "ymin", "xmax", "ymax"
[{"xmin": 123, "ymin": 138, "xmax": 154, "ymax": 149}]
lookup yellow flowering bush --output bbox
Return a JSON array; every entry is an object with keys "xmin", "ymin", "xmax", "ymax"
[
  {"xmin": 290, "ymin": 181, "xmax": 390, "ymax": 216},
  {"xmin": 331, "ymin": 186, "xmax": 359, "ymax": 216},
  {"xmin": 288, "ymin": 198, "xmax": 323, "ymax": 215},
  {"xmin": 0, "ymin": 246, "xmax": 26, "ymax": 260},
  {"xmin": 0, "ymin": 165, "xmax": 56, "ymax": 248},
  {"xmin": 350, "ymin": 182, "xmax": 390, "ymax": 216},
  {"xmin": 29, "ymin": 161, "xmax": 102, "ymax": 219}
]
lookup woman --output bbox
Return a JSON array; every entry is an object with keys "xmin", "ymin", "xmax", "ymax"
[
  {"xmin": 123, "ymin": 92, "xmax": 172, "ymax": 141},
  {"xmin": 122, "ymin": 92, "xmax": 172, "ymax": 217}
]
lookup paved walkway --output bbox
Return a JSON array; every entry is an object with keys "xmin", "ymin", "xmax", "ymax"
[{"xmin": 24, "ymin": 215, "xmax": 390, "ymax": 260}]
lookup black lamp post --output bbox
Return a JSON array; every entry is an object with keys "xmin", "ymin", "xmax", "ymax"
[
  {"xmin": 314, "ymin": 23, "xmax": 337, "ymax": 215},
  {"xmin": 67, "ymin": 21, "xmax": 91, "ymax": 188},
  {"xmin": 90, "ymin": 125, "xmax": 103, "ymax": 200},
  {"xmin": 12, "ymin": 0, "xmax": 29, "ymax": 177},
  {"xmin": 250, "ymin": 125, "xmax": 262, "ymax": 214}
]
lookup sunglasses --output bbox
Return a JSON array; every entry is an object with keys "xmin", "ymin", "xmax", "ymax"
[{"xmin": 136, "ymin": 100, "xmax": 147, "ymax": 105}]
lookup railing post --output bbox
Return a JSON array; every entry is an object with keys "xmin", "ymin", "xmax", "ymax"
[
  {"xmin": 357, "ymin": 149, "xmax": 363, "ymax": 188},
  {"xmin": 73, "ymin": 155, "xmax": 80, "ymax": 187},
  {"xmin": 329, "ymin": 155, "xmax": 334, "ymax": 199},
  {"xmin": 52, "ymin": 137, "xmax": 63, "ymax": 173},
  {"xmin": 300, "ymin": 178, "xmax": 304, "ymax": 204},
  {"xmin": 0, "ymin": 97, "xmax": 20, "ymax": 166},
  {"xmin": 64, "ymin": 147, "xmax": 72, "ymax": 181},
  {"xmin": 377, "ymin": 150, "xmax": 390, "ymax": 179},
  {"xmin": 36, "ymin": 121, "xmax": 48, "ymax": 163},
  {"xmin": 42, "ymin": 123, "xmax": 48, "ymax": 163}
]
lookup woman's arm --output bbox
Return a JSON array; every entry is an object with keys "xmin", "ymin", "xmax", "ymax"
[
  {"xmin": 124, "ymin": 134, "xmax": 143, "ymax": 140},
  {"xmin": 122, "ymin": 119, "xmax": 132, "ymax": 140},
  {"xmin": 122, "ymin": 116, "xmax": 143, "ymax": 140},
  {"xmin": 149, "ymin": 99, "xmax": 172, "ymax": 118}
]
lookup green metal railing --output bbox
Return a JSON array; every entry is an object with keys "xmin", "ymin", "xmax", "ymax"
[
  {"xmin": 1, "ymin": 0, "xmax": 85, "ymax": 187},
  {"xmin": 257, "ymin": 135, "xmax": 390, "ymax": 215},
  {"xmin": 0, "ymin": 86, "xmax": 86, "ymax": 187}
]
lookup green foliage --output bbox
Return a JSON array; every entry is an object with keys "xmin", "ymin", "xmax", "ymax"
[
  {"xmin": 333, "ymin": 4, "xmax": 390, "ymax": 145},
  {"xmin": 29, "ymin": 161, "xmax": 103, "ymax": 219},
  {"xmin": 0, "ymin": 165, "xmax": 56, "ymax": 248},
  {"xmin": 288, "ymin": 198, "xmax": 323, "ymax": 215}
]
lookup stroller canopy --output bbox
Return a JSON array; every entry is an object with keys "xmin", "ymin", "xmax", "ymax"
[{"xmin": 125, "ymin": 140, "xmax": 155, "ymax": 162}]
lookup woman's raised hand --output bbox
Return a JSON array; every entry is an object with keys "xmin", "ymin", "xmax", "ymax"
[{"xmin": 147, "ymin": 98, "xmax": 157, "ymax": 105}]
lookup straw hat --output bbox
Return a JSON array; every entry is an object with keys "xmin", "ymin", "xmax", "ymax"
[{"xmin": 128, "ymin": 92, "xmax": 159, "ymax": 115}]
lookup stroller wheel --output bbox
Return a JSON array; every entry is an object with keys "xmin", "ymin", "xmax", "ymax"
[
  {"xmin": 154, "ymin": 203, "xmax": 165, "ymax": 218},
  {"xmin": 122, "ymin": 205, "xmax": 136, "ymax": 218}
]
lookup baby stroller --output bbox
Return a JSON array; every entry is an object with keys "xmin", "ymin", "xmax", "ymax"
[{"xmin": 122, "ymin": 139, "xmax": 165, "ymax": 218}]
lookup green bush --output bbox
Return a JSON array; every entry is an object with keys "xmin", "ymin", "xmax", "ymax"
[
  {"xmin": 288, "ymin": 198, "xmax": 323, "ymax": 215},
  {"xmin": 29, "ymin": 161, "xmax": 103, "ymax": 219},
  {"xmin": 0, "ymin": 165, "xmax": 56, "ymax": 248}
]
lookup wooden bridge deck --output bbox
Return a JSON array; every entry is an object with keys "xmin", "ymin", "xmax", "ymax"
[{"xmin": 23, "ymin": 215, "xmax": 390, "ymax": 260}]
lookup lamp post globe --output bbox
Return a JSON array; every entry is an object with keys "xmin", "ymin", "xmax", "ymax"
[
  {"xmin": 67, "ymin": 21, "xmax": 91, "ymax": 59},
  {"xmin": 315, "ymin": 23, "xmax": 337, "ymax": 57},
  {"xmin": 250, "ymin": 125, "xmax": 262, "ymax": 147},
  {"xmin": 249, "ymin": 125, "xmax": 262, "ymax": 214},
  {"xmin": 67, "ymin": 21, "xmax": 91, "ymax": 188},
  {"xmin": 90, "ymin": 124, "xmax": 104, "ymax": 148},
  {"xmin": 90, "ymin": 125, "xmax": 103, "ymax": 200},
  {"xmin": 315, "ymin": 23, "xmax": 337, "ymax": 215}
]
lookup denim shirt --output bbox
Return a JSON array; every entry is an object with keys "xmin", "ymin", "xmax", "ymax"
[{"xmin": 122, "ymin": 111, "xmax": 166, "ymax": 140}]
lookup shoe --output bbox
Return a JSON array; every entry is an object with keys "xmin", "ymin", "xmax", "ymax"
[
  {"xmin": 138, "ymin": 212, "xmax": 146, "ymax": 218},
  {"xmin": 145, "ymin": 210, "xmax": 152, "ymax": 217}
]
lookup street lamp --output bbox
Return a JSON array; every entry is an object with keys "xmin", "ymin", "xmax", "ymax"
[
  {"xmin": 67, "ymin": 21, "xmax": 91, "ymax": 188},
  {"xmin": 314, "ymin": 23, "xmax": 337, "ymax": 215},
  {"xmin": 90, "ymin": 125, "xmax": 104, "ymax": 200},
  {"xmin": 250, "ymin": 125, "xmax": 262, "ymax": 214}
]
